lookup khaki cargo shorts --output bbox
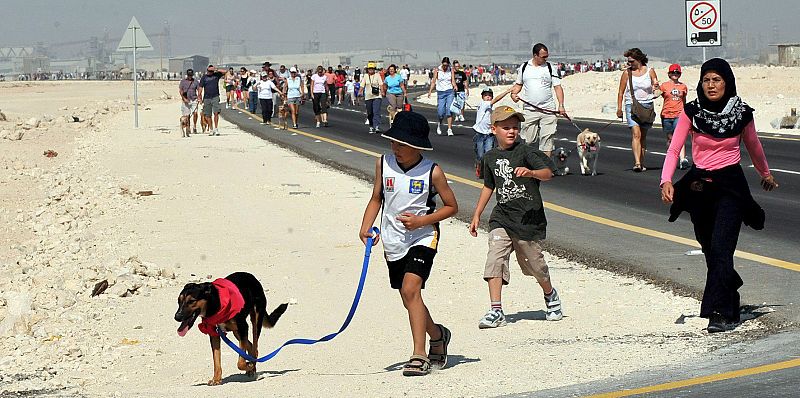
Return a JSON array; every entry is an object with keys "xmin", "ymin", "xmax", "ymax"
[
  {"xmin": 483, "ymin": 228, "xmax": 550, "ymax": 285},
  {"xmin": 520, "ymin": 109, "xmax": 557, "ymax": 152}
]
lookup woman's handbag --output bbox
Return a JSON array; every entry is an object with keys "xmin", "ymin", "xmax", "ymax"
[{"xmin": 628, "ymin": 70, "xmax": 656, "ymax": 124}]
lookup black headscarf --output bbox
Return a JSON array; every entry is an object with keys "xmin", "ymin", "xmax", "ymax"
[{"xmin": 683, "ymin": 58, "xmax": 754, "ymax": 138}]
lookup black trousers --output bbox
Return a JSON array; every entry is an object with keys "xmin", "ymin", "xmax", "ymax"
[
  {"xmin": 259, "ymin": 98, "xmax": 273, "ymax": 123},
  {"xmin": 690, "ymin": 194, "xmax": 744, "ymax": 322}
]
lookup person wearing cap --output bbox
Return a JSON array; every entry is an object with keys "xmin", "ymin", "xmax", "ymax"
[
  {"xmin": 178, "ymin": 68, "xmax": 200, "ymax": 134},
  {"xmin": 659, "ymin": 64, "xmax": 690, "ymax": 169},
  {"xmin": 253, "ymin": 70, "xmax": 283, "ymax": 125},
  {"xmin": 427, "ymin": 56, "xmax": 457, "ymax": 136},
  {"xmin": 469, "ymin": 105, "xmax": 562, "ymax": 329},
  {"xmin": 363, "ymin": 62, "xmax": 384, "ymax": 133},
  {"xmin": 198, "ymin": 65, "xmax": 226, "ymax": 136},
  {"xmin": 510, "ymin": 43, "xmax": 565, "ymax": 157},
  {"xmin": 359, "ymin": 111, "xmax": 457, "ymax": 377},
  {"xmin": 472, "ymin": 85, "xmax": 512, "ymax": 178},
  {"xmin": 283, "ymin": 67, "xmax": 305, "ymax": 129},
  {"xmin": 247, "ymin": 70, "xmax": 259, "ymax": 114}
]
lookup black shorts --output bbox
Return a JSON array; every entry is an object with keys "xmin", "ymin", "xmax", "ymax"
[{"xmin": 386, "ymin": 246, "xmax": 436, "ymax": 290}]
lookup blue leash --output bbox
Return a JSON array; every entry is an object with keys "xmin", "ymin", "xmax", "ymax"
[{"xmin": 215, "ymin": 227, "xmax": 379, "ymax": 363}]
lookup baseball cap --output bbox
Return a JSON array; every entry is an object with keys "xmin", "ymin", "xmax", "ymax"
[
  {"xmin": 186, "ymin": 68, "xmax": 194, "ymax": 75},
  {"xmin": 289, "ymin": 66, "xmax": 298, "ymax": 73},
  {"xmin": 260, "ymin": 71, "xmax": 268, "ymax": 77},
  {"xmin": 366, "ymin": 62, "xmax": 377, "ymax": 69},
  {"xmin": 491, "ymin": 106, "xmax": 525, "ymax": 124},
  {"xmin": 669, "ymin": 63, "xmax": 682, "ymax": 73},
  {"xmin": 478, "ymin": 84, "xmax": 493, "ymax": 94}
]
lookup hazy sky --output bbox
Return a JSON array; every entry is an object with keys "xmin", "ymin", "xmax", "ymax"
[{"xmin": 1, "ymin": 0, "xmax": 798, "ymax": 56}]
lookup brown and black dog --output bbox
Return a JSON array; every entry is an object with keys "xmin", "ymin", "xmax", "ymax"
[
  {"xmin": 276, "ymin": 104, "xmax": 289, "ymax": 130},
  {"xmin": 175, "ymin": 272, "xmax": 287, "ymax": 385}
]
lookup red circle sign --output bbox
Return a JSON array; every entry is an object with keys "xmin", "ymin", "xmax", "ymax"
[{"xmin": 690, "ymin": 2, "xmax": 718, "ymax": 30}]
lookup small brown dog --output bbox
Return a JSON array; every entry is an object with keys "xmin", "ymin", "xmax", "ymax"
[
  {"xmin": 277, "ymin": 104, "xmax": 289, "ymax": 130},
  {"xmin": 387, "ymin": 105, "xmax": 397, "ymax": 125},
  {"xmin": 180, "ymin": 115, "xmax": 191, "ymax": 138}
]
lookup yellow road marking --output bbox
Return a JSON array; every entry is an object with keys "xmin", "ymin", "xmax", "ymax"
[
  {"xmin": 233, "ymin": 107, "xmax": 800, "ymax": 272},
  {"xmin": 584, "ymin": 358, "xmax": 800, "ymax": 397}
]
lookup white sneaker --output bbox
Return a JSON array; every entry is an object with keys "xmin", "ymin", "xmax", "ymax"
[
  {"xmin": 436, "ymin": 123, "xmax": 442, "ymax": 135},
  {"xmin": 368, "ymin": 127, "xmax": 375, "ymax": 134},
  {"xmin": 364, "ymin": 119, "xmax": 370, "ymax": 125},
  {"xmin": 544, "ymin": 288, "xmax": 563, "ymax": 321},
  {"xmin": 316, "ymin": 121, "xmax": 321, "ymax": 128},
  {"xmin": 447, "ymin": 128, "xmax": 454, "ymax": 136},
  {"xmin": 458, "ymin": 114, "xmax": 465, "ymax": 122},
  {"xmin": 478, "ymin": 309, "xmax": 507, "ymax": 329}
]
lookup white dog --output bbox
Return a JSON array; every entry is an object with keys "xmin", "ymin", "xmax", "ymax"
[{"xmin": 576, "ymin": 129, "xmax": 601, "ymax": 176}]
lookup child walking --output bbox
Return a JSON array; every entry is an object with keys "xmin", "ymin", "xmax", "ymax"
[
  {"xmin": 660, "ymin": 63, "xmax": 690, "ymax": 169},
  {"xmin": 473, "ymin": 85, "xmax": 512, "ymax": 179},
  {"xmin": 468, "ymin": 106, "xmax": 562, "ymax": 329},
  {"xmin": 359, "ymin": 111, "xmax": 458, "ymax": 376}
]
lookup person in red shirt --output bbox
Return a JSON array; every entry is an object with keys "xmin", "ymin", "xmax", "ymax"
[{"xmin": 660, "ymin": 64, "xmax": 689, "ymax": 169}]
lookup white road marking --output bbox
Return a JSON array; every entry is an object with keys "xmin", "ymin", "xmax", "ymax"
[{"xmin": 748, "ymin": 165, "xmax": 800, "ymax": 175}]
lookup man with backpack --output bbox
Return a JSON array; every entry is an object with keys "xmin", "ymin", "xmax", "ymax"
[{"xmin": 510, "ymin": 43, "xmax": 566, "ymax": 157}]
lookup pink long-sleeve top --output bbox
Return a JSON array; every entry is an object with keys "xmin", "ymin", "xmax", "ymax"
[{"xmin": 660, "ymin": 112, "xmax": 770, "ymax": 185}]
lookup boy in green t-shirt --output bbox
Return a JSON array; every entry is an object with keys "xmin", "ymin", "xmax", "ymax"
[{"xmin": 468, "ymin": 106, "xmax": 563, "ymax": 329}]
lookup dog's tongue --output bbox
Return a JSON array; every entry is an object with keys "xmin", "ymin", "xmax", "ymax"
[{"xmin": 177, "ymin": 324, "xmax": 189, "ymax": 337}]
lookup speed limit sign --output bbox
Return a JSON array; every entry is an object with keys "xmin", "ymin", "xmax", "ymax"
[{"xmin": 686, "ymin": 0, "xmax": 722, "ymax": 47}]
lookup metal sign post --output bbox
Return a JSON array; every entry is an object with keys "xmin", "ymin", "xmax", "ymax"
[
  {"xmin": 117, "ymin": 17, "xmax": 153, "ymax": 128},
  {"xmin": 685, "ymin": 0, "xmax": 722, "ymax": 62}
]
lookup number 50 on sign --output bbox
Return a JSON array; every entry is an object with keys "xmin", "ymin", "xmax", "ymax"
[{"xmin": 686, "ymin": 0, "xmax": 722, "ymax": 47}]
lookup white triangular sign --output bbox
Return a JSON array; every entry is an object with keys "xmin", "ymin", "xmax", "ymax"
[{"xmin": 116, "ymin": 17, "xmax": 153, "ymax": 52}]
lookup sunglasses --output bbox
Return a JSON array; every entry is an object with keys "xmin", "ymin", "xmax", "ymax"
[{"xmin": 669, "ymin": 71, "xmax": 681, "ymax": 75}]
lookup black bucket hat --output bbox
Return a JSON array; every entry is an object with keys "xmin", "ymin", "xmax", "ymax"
[{"xmin": 381, "ymin": 111, "xmax": 433, "ymax": 151}]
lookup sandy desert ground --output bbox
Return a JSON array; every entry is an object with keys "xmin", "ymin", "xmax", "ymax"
[{"xmin": 0, "ymin": 80, "xmax": 768, "ymax": 397}]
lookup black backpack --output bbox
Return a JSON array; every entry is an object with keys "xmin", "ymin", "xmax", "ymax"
[{"xmin": 520, "ymin": 61, "xmax": 558, "ymax": 85}]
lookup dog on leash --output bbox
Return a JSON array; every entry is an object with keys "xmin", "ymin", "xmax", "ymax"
[
  {"xmin": 387, "ymin": 105, "xmax": 398, "ymax": 125},
  {"xmin": 175, "ymin": 272, "xmax": 288, "ymax": 385},
  {"xmin": 277, "ymin": 104, "xmax": 289, "ymax": 130},
  {"xmin": 576, "ymin": 129, "xmax": 601, "ymax": 176},
  {"xmin": 551, "ymin": 147, "xmax": 572, "ymax": 176}
]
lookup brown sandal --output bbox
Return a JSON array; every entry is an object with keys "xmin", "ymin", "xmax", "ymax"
[
  {"xmin": 402, "ymin": 355, "xmax": 431, "ymax": 376},
  {"xmin": 428, "ymin": 324, "xmax": 451, "ymax": 370}
]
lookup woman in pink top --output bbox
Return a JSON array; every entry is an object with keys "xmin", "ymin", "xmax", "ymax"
[{"xmin": 660, "ymin": 58, "xmax": 778, "ymax": 333}]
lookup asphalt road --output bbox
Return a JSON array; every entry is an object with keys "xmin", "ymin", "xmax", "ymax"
[{"xmin": 220, "ymin": 94, "xmax": 800, "ymax": 396}]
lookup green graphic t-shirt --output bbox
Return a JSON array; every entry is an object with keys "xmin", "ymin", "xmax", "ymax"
[{"xmin": 482, "ymin": 142, "xmax": 555, "ymax": 241}]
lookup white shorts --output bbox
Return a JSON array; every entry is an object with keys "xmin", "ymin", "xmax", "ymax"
[{"xmin": 181, "ymin": 102, "xmax": 197, "ymax": 116}]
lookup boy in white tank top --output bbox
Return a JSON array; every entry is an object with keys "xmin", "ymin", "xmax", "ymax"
[{"xmin": 359, "ymin": 111, "xmax": 458, "ymax": 377}]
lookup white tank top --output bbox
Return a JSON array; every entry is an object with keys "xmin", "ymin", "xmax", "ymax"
[
  {"xmin": 380, "ymin": 154, "xmax": 439, "ymax": 261},
  {"xmin": 624, "ymin": 67, "xmax": 654, "ymax": 104},
  {"xmin": 435, "ymin": 66, "xmax": 453, "ymax": 92}
]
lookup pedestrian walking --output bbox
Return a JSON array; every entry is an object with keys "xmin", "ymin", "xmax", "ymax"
[
  {"xmin": 660, "ymin": 58, "xmax": 779, "ymax": 333},
  {"xmin": 254, "ymin": 71, "xmax": 282, "ymax": 125},
  {"xmin": 198, "ymin": 65, "xmax": 226, "ymax": 136},
  {"xmin": 616, "ymin": 48, "xmax": 659, "ymax": 172},
  {"xmin": 310, "ymin": 66, "xmax": 330, "ymax": 128},
  {"xmin": 453, "ymin": 60, "xmax": 469, "ymax": 122},
  {"xmin": 178, "ymin": 68, "xmax": 200, "ymax": 134},
  {"xmin": 383, "ymin": 64, "xmax": 407, "ymax": 119},
  {"xmin": 359, "ymin": 111, "xmax": 458, "ymax": 376},
  {"xmin": 469, "ymin": 106, "xmax": 562, "ymax": 329},
  {"xmin": 284, "ymin": 67, "xmax": 304, "ymax": 129},
  {"xmin": 510, "ymin": 43, "xmax": 565, "ymax": 157},
  {"xmin": 363, "ymin": 62, "xmax": 384, "ymax": 134},
  {"xmin": 472, "ymin": 85, "xmax": 512, "ymax": 178},
  {"xmin": 660, "ymin": 64, "xmax": 690, "ymax": 169},
  {"xmin": 427, "ymin": 57, "xmax": 457, "ymax": 136}
]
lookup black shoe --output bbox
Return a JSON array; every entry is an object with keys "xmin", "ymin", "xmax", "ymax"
[{"xmin": 707, "ymin": 312, "xmax": 729, "ymax": 333}]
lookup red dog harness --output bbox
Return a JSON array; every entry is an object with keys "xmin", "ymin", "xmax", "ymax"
[{"xmin": 198, "ymin": 278, "xmax": 245, "ymax": 336}]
